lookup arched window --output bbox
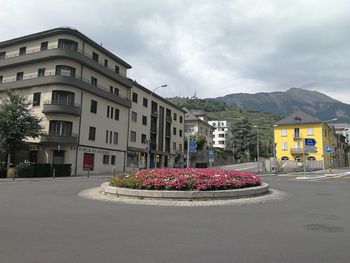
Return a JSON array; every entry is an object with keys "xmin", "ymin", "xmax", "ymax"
[
  {"xmin": 307, "ymin": 156, "xmax": 316, "ymax": 161},
  {"xmin": 295, "ymin": 156, "xmax": 302, "ymax": 162},
  {"xmin": 281, "ymin": 156, "xmax": 289, "ymax": 161}
]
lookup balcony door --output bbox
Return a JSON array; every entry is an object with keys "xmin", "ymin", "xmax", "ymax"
[
  {"xmin": 52, "ymin": 90, "xmax": 75, "ymax": 105},
  {"xmin": 49, "ymin": 121, "xmax": 73, "ymax": 136}
]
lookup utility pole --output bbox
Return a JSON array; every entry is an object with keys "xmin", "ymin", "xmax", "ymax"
[{"xmin": 187, "ymin": 136, "xmax": 190, "ymax": 168}]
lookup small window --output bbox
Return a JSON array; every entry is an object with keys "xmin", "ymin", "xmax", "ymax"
[
  {"xmin": 91, "ymin": 77, "xmax": 97, "ymax": 86},
  {"xmin": 40, "ymin": 41, "xmax": 48, "ymax": 51},
  {"xmin": 107, "ymin": 106, "xmax": 110, "ymax": 118},
  {"xmin": 307, "ymin": 128, "xmax": 314, "ymax": 136},
  {"xmin": 281, "ymin": 156, "xmax": 289, "ymax": 161},
  {"xmin": 142, "ymin": 116, "xmax": 147, "ymax": 125},
  {"xmin": 179, "ymin": 144, "xmax": 183, "ymax": 151},
  {"xmin": 103, "ymin": 155, "xmax": 109, "ymax": 165},
  {"xmin": 0, "ymin": 51, "xmax": 6, "ymax": 59},
  {"xmin": 110, "ymin": 107, "xmax": 114, "ymax": 119},
  {"xmin": 113, "ymin": 132, "xmax": 118, "ymax": 144},
  {"xmin": 19, "ymin": 47, "xmax": 26, "ymax": 55},
  {"xmin": 109, "ymin": 131, "xmax": 112, "ymax": 144},
  {"xmin": 90, "ymin": 100, "xmax": 97, "ymax": 113},
  {"xmin": 141, "ymin": 134, "xmax": 146, "ymax": 144},
  {"xmin": 92, "ymin": 52, "xmax": 99, "ymax": 62},
  {"xmin": 173, "ymin": 113, "xmax": 177, "ymax": 121},
  {"xmin": 130, "ymin": 131, "xmax": 136, "ymax": 142},
  {"xmin": 114, "ymin": 108, "xmax": 119, "ymax": 120},
  {"xmin": 173, "ymin": 142, "xmax": 176, "ymax": 150},
  {"xmin": 115, "ymin": 65, "xmax": 119, "ymax": 74},
  {"xmin": 0, "ymin": 75, "xmax": 3, "ymax": 83},
  {"xmin": 308, "ymin": 156, "xmax": 316, "ymax": 161},
  {"xmin": 111, "ymin": 155, "xmax": 116, "ymax": 165},
  {"xmin": 114, "ymin": 88, "xmax": 119, "ymax": 96},
  {"xmin": 173, "ymin": 127, "xmax": 177, "ymax": 135},
  {"xmin": 104, "ymin": 59, "xmax": 108, "ymax": 67},
  {"xmin": 110, "ymin": 86, "xmax": 113, "ymax": 93},
  {"xmin": 143, "ymin": 97, "xmax": 148, "ymax": 107},
  {"xmin": 105, "ymin": 130, "xmax": 109, "ymax": 143},
  {"xmin": 281, "ymin": 141, "xmax": 288, "ymax": 150},
  {"xmin": 281, "ymin": 129, "xmax": 287, "ymax": 137},
  {"xmin": 38, "ymin": 68, "xmax": 45, "ymax": 77},
  {"xmin": 180, "ymin": 116, "xmax": 183, "ymax": 123},
  {"xmin": 132, "ymin": 92, "xmax": 138, "ymax": 103},
  {"xmin": 131, "ymin": 111, "xmax": 137, "ymax": 122},
  {"xmin": 89, "ymin": 126, "xmax": 96, "ymax": 141},
  {"xmin": 33, "ymin": 92, "xmax": 41, "ymax": 107},
  {"xmin": 16, "ymin": 72, "xmax": 23, "ymax": 81},
  {"xmin": 179, "ymin": 130, "xmax": 182, "ymax": 137}
]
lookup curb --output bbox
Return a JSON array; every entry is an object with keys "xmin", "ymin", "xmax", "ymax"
[{"xmin": 101, "ymin": 182, "xmax": 269, "ymax": 200}]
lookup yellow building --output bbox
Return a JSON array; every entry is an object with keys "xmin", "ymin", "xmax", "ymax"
[{"xmin": 273, "ymin": 111, "xmax": 343, "ymax": 168}]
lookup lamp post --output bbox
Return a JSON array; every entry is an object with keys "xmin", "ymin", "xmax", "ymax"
[
  {"xmin": 253, "ymin": 125, "xmax": 260, "ymax": 172},
  {"xmin": 147, "ymin": 84, "xmax": 167, "ymax": 169}
]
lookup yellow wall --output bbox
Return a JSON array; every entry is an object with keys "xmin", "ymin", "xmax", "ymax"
[{"xmin": 274, "ymin": 123, "xmax": 337, "ymax": 165}]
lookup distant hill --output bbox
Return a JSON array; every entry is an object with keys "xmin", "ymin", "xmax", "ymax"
[{"xmin": 212, "ymin": 88, "xmax": 350, "ymax": 122}]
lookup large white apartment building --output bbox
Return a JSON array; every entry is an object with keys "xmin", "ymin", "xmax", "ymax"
[
  {"xmin": 208, "ymin": 120, "xmax": 230, "ymax": 150},
  {"xmin": 0, "ymin": 27, "xmax": 185, "ymax": 175}
]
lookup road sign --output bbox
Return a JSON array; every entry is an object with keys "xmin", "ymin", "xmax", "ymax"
[
  {"xmin": 304, "ymin": 138, "xmax": 316, "ymax": 146},
  {"xmin": 189, "ymin": 140, "xmax": 197, "ymax": 153},
  {"xmin": 208, "ymin": 150, "xmax": 214, "ymax": 158},
  {"xmin": 326, "ymin": 146, "xmax": 333, "ymax": 153},
  {"xmin": 304, "ymin": 145, "xmax": 317, "ymax": 153}
]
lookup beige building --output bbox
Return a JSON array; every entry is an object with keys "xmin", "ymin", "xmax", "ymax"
[
  {"xmin": 208, "ymin": 120, "xmax": 230, "ymax": 150},
  {"xmin": 0, "ymin": 27, "xmax": 185, "ymax": 175}
]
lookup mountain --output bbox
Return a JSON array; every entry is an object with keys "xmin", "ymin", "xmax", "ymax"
[{"xmin": 212, "ymin": 88, "xmax": 350, "ymax": 122}]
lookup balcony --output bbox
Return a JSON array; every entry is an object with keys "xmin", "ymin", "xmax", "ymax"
[
  {"xmin": 293, "ymin": 134, "xmax": 302, "ymax": 139},
  {"xmin": 290, "ymin": 148, "xmax": 304, "ymax": 154},
  {"xmin": 40, "ymin": 133, "xmax": 78, "ymax": 145},
  {"xmin": 43, "ymin": 100, "xmax": 80, "ymax": 116}
]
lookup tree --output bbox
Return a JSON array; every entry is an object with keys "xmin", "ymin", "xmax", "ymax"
[
  {"xmin": 0, "ymin": 91, "xmax": 43, "ymax": 168},
  {"xmin": 228, "ymin": 118, "xmax": 256, "ymax": 161}
]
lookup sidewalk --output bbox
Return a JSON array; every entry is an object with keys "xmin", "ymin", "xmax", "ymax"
[{"xmin": 288, "ymin": 168, "xmax": 350, "ymax": 180}]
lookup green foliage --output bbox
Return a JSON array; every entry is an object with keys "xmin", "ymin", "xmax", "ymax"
[
  {"xmin": 109, "ymin": 173, "xmax": 141, "ymax": 189},
  {"xmin": 0, "ymin": 91, "xmax": 43, "ymax": 156},
  {"xmin": 0, "ymin": 162, "xmax": 6, "ymax": 178},
  {"xmin": 52, "ymin": 164, "xmax": 71, "ymax": 177},
  {"xmin": 168, "ymin": 97, "xmax": 227, "ymax": 112}
]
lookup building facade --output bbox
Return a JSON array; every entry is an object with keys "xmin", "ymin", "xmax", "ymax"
[
  {"xmin": 274, "ymin": 111, "xmax": 347, "ymax": 168},
  {"xmin": 0, "ymin": 27, "xmax": 185, "ymax": 175},
  {"xmin": 208, "ymin": 120, "xmax": 230, "ymax": 150}
]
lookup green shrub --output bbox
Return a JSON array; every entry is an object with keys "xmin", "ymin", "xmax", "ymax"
[
  {"xmin": 52, "ymin": 164, "xmax": 71, "ymax": 177},
  {"xmin": 33, "ymin": 164, "xmax": 51, "ymax": 177},
  {"xmin": 0, "ymin": 162, "xmax": 6, "ymax": 178}
]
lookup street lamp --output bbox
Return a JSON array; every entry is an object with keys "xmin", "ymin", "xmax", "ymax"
[
  {"xmin": 253, "ymin": 125, "xmax": 260, "ymax": 172},
  {"xmin": 146, "ymin": 84, "xmax": 167, "ymax": 169}
]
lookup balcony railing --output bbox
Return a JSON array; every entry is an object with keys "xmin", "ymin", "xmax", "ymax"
[
  {"xmin": 294, "ymin": 134, "xmax": 302, "ymax": 139},
  {"xmin": 43, "ymin": 100, "xmax": 81, "ymax": 116},
  {"xmin": 40, "ymin": 132, "xmax": 78, "ymax": 145},
  {"xmin": 290, "ymin": 148, "xmax": 304, "ymax": 154}
]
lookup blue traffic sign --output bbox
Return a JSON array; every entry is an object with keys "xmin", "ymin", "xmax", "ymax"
[
  {"xmin": 189, "ymin": 140, "xmax": 197, "ymax": 153},
  {"xmin": 304, "ymin": 138, "xmax": 316, "ymax": 146},
  {"xmin": 208, "ymin": 150, "xmax": 214, "ymax": 158},
  {"xmin": 326, "ymin": 146, "xmax": 333, "ymax": 153}
]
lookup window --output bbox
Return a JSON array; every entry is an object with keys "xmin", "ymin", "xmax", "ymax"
[
  {"xmin": 104, "ymin": 59, "xmax": 108, "ymax": 67},
  {"xmin": 219, "ymin": 134, "xmax": 225, "ymax": 138},
  {"xmin": 114, "ymin": 88, "xmax": 119, "ymax": 96},
  {"xmin": 294, "ymin": 128, "xmax": 300, "ymax": 138},
  {"xmin": 107, "ymin": 106, "xmax": 110, "ymax": 118},
  {"xmin": 40, "ymin": 41, "xmax": 48, "ymax": 51},
  {"xmin": 115, "ymin": 65, "xmax": 119, "ymax": 74},
  {"xmin": 281, "ymin": 129, "xmax": 287, "ymax": 136},
  {"xmin": 111, "ymin": 155, "xmax": 116, "ymax": 165},
  {"xmin": 179, "ymin": 130, "xmax": 183, "ymax": 137},
  {"xmin": 173, "ymin": 142, "xmax": 176, "ymax": 150},
  {"xmin": 132, "ymin": 92, "xmax": 138, "ymax": 103},
  {"xmin": 56, "ymin": 65, "xmax": 76, "ymax": 77},
  {"xmin": 33, "ymin": 92, "xmax": 41, "ymax": 107},
  {"xmin": 173, "ymin": 113, "xmax": 177, "ymax": 121},
  {"xmin": 143, "ymin": 97, "xmax": 148, "ymax": 107},
  {"xmin": 92, "ymin": 52, "xmax": 99, "ymax": 62},
  {"xmin": 180, "ymin": 116, "xmax": 183, "ymax": 123},
  {"xmin": 281, "ymin": 156, "xmax": 289, "ymax": 161},
  {"xmin": 110, "ymin": 107, "xmax": 114, "ymax": 119},
  {"xmin": 110, "ymin": 131, "xmax": 112, "ymax": 144},
  {"xmin": 307, "ymin": 128, "xmax": 314, "ymax": 136},
  {"xmin": 89, "ymin": 126, "xmax": 96, "ymax": 141},
  {"xmin": 114, "ymin": 108, "xmax": 119, "ymax": 120},
  {"xmin": 19, "ymin": 47, "xmax": 26, "ymax": 55},
  {"xmin": 179, "ymin": 144, "xmax": 183, "ymax": 151},
  {"xmin": 58, "ymin": 39, "xmax": 78, "ymax": 51},
  {"xmin": 105, "ymin": 130, "xmax": 109, "ymax": 143},
  {"xmin": 142, "ymin": 116, "xmax": 147, "ymax": 125},
  {"xmin": 113, "ymin": 132, "xmax": 118, "ymax": 145},
  {"xmin": 0, "ymin": 75, "xmax": 3, "ymax": 83},
  {"xmin": 91, "ymin": 77, "xmax": 97, "ymax": 86},
  {"xmin": 294, "ymin": 141, "xmax": 301, "ymax": 149},
  {"xmin": 131, "ymin": 111, "xmax": 137, "ymax": 122},
  {"xmin": 0, "ymin": 51, "xmax": 6, "ymax": 59},
  {"xmin": 16, "ymin": 72, "xmax": 23, "ymax": 80},
  {"xmin": 90, "ymin": 100, "xmax": 97, "ymax": 113},
  {"xmin": 130, "ymin": 131, "xmax": 136, "ymax": 142},
  {"xmin": 110, "ymin": 86, "xmax": 113, "ymax": 93},
  {"xmin": 52, "ymin": 90, "xmax": 74, "ymax": 105},
  {"xmin": 49, "ymin": 121, "xmax": 73, "ymax": 136},
  {"xmin": 141, "ymin": 134, "xmax": 146, "ymax": 144},
  {"xmin": 281, "ymin": 141, "xmax": 288, "ymax": 150},
  {"xmin": 308, "ymin": 156, "xmax": 316, "ymax": 161},
  {"xmin": 173, "ymin": 127, "xmax": 177, "ymax": 135},
  {"xmin": 219, "ymin": 141, "xmax": 225, "ymax": 144},
  {"xmin": 103, "ymin": 155, "xmax": 109, "ymax": 165},
  {"xmin": 38, "ymin": 68, "xmax": 45, "ymax": 77}
]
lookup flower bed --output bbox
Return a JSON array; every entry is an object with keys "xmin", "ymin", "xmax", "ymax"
[{"xmin": 109, "ymin": 168, "xmax": 261, "ymax": 191}]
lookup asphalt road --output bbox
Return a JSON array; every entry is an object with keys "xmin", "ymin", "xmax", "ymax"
[{"xmin": 0, "ymin": 174, "xmax": 349, "ymax": 263}]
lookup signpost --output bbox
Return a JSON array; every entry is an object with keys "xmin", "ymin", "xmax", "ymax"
[
  {"xmin": 303, "ymin": 138, "xmax": 317, "ymax": 177},
  {"xmin": 187, "ymin": 138, "xmax": 197, "ymax": 168},
  {"xmin": 208, "ymin": 150, "xmax": 214, "ymax": 167}
]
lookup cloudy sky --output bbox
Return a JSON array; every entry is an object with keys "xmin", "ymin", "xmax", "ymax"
[{"xmin": 1, "ymin": 0, "xmax": 350, "ymax": 102}]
